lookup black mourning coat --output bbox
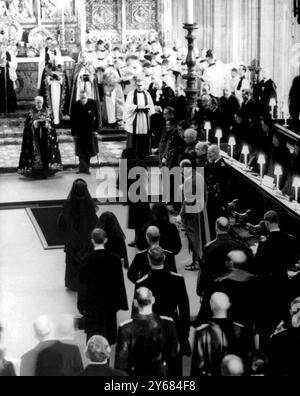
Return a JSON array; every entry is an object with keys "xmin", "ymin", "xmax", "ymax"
[
  {"xmin": 71, "ymin": 99, "xmax": 99, "ymax": 157},
  {"xmin": 79, "ymin": 249, "xmax": 128, "ymax": 345},
  {"xmin": 128, "ymin": 249, "xmax": 177, "ymax": 284}
]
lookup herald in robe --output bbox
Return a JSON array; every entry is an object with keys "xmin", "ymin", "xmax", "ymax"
[
  {"xmin": 18, "ymin": 104, "xmax": 62, "ymax": 178},
  {"xmin": 0, "ymin": 45, "xmax": 17, "ymax": 113},
  {"xmin": 70, "ymin": 52, "xmax": 102, "ymax": 131},
  {"xmin": 39, "ymin": 64, "xmax": 70, "ymax": 125}
]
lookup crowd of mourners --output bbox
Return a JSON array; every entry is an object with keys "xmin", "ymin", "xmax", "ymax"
[
  {"xmin": 1, "ymin": 192, "xmax": 300, "ymax": 376},
  {"xmin": 2, "ymin": 32, "xmax": 300, "ymax": 377}
]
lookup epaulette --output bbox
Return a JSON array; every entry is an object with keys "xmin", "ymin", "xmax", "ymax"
[
  {"xmin": 120, "ymin": 319, "xmax": 133, "ymax": 328},
  {"xmin": 205, "ymin": 239, "xmax": 217, "ymax": 248},
  {"xmin": 170, "ymin": 272, "xmax": 184, "ymax": 278},
  {"xmin": 233, "ymin": 322, "xmax": 245, "ymax": 329},
  {"xmin": 136, "ymin": 274, "xmax": 149, "ymax": 284},
  {"xmin": 195, "ymin": 324, "xmax": 210, "ymax": 332},
  {"xmin": 160, "ymin": 316, "xmax": 174, "ymax": 322},
  {"xmin": 271, "ymin": 321, "xmax": 287, "ymax": 339}
]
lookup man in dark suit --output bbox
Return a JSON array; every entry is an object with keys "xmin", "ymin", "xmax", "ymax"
[
  {"xmin": 219, "ymin": 86, "xmax": 240, "ymax": 137},
  {"xmin": 255, "ymin": 211, "xmax": 298, "ymax": 340},
  {"xmin": 79, "ymin": 228, "xmax": 128, "ymax": 345},
  {"xmin": 197, "ymin": 217, "xmax": 253, "ymax": 297},
  {"xmin": 71, "ymin": 90, "xmax": 99, "ymax": 174},
  {"xmin": 207, "ymin": 145, "xmax": 229, "ymax": 237},
  {"xmin": 240, "ymin": 89, "xmax": 257, "ymax": 124},
  {"xmin": 213, "ymin": 251, "xmax": 259, "ymax": 330},
  {"xmin": 115, "ymin": 287, "xmax": 179, "ymax": 376},
  {"xmin": 80, "ymin": 336, "xmax": 127, "ymax": 377},
  {"xmin": 135, "ymin": 247, "xmax": 191, "ymax": 372},
  {"xmin": 35, "ymin": 341, "xmax": 83, "ymax": 377},
  {"xmin": 128, "ymin": 226, "xmax": 177, "ymax": 284},
  {"xmin": 21, "ymin": 316, "xmax": 57, "ymax": 376}
]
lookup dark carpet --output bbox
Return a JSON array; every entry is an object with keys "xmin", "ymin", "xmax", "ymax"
[{"xmin": 27, "ymin": 206, "xmax": 65, "ymax": 249}]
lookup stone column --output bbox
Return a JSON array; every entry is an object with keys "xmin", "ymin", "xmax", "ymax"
[{"xmin": 160, "ymin": 0, "xmax": 173, "ymax": 46}]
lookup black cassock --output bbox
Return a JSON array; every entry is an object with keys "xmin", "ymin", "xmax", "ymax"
[
  {"xmin": 18, "ymin": 107, "xmax": 62, "ymax": 178},
  {"xmin": 0, "ymin": 51, "xmax": 17, "ymax": 113},
  {"xmin": 79, "ymin": 249, "xmax": 128, "ymax": 345}
]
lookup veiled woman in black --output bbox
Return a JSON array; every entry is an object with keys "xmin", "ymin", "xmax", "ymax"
[
  {"xmin": 97, "ymin": 211, "xmax": 129, "ymax": 269},
  {"xmin": 58, "ymin": 179, "xmax": 98, "ymax": 292},
  {"xmin": 18, "ymin": 96, "xmax": 62, "ymax": 178}
]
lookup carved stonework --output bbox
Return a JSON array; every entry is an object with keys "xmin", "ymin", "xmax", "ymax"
[
  {"xmin": 126, "ymin": 0, "xmax": 158, "ymax": 30},
  {"xmin": 28, "ymin": 26, "xmax": 51, "ymax": 49},
  {"xmin": 0, "ymin": 17, "xmax": 23, "ymax": 44},
  {"xmin": 86, "ymin": 0, "xmax": 119, "ymax": 31}
]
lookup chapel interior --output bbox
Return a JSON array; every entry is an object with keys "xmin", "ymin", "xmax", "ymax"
[{"xmin": 0, "ymin": 0, "xmax": 300, "ymax": 377}]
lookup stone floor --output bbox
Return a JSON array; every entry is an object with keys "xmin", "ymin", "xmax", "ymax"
[
  {"xmin": 0, "ymin": 206, "xmax": 198, "ymax": 376},
  {"xmin": 0, "ymin": 140, "xmax": 126, "ymax": 171},
  {"xmin": 0, "ymin": 169, "xmax": 199, "ymax": 376}
]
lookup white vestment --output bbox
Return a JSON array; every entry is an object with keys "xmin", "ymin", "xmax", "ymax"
[{"xmin": 124, "ymin": 90, "xmax": 155, "ymax": 135}]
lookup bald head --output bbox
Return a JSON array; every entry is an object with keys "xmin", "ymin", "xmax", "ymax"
[
  {"xmin": 33, "ymin": 315, "xmax": 54, "ymax": 341},
  {"xmin": 134, "ymin": 288, "xmax": 154, "ymax": 310},
  {"xmin": 207, "ymin": 145, "xmax": 221, "ymax": 163},
  {"xmin": 227, "ymin": 250, "xmax": 248, "ymax": 270},
  {"xmin": 216, "ymin": 217, "xmax": 230, "ymax": 235},
  {"xmin": 146, "ymin": 226, "xmax": 160, "ymax": 246},
  {"xmin": 210, "ymin": 293, "xmax": 231, "ymax": 318},
  {"xmin": 221, "ymin": 355, "xmax": 245, "ymax": 377}
]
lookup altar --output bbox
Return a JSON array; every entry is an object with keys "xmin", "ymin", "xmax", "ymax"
[{"xmin": 16, "ymin": 56, "xmax": 75, "ymax": 106}]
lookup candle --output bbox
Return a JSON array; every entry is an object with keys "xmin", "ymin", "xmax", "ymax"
[
  {"xmin": 257, "ymin": 154, "xmax": 266, "ymax": 180},
  {"xmin": 293, "ymin": 177, "xmax": 300, "ymax": 208},
  {"xmin": 241, "ymin": 145, "xmax": 250, "ymax": 168},
  {"xmin": 274, "ymin": 165, "xmax": 283, "ymax": 190},
  {"xmin": 228, "ymin": 136, "xmax": 236, "ymax": 158},
  {"xmin": 215, "ymin": 128, "xmax": 223, "ymax": 148},
  {"xmin": 204, "ymin": 121, "xmax": 211, "ymax": 142},
  {"xmin": 270, "ymin": 98, "xmax": 276, "ymax": 119},
  {"xmin": 187, "ymin": 0, "xmax": 194, "ymax": 24}
]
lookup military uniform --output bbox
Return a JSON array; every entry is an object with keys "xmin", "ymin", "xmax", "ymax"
[
  {"xmin": 206, "ymin": 157, "xmax": 229, "ymax": 237},
  {"xmin": 191, "ymin": 319, "xmax": 254, "ymax": 377},
  {"xmin": 136, "ymin": 270, "xmax": 190, "ymax": 352},
  {"xmin": 197, "ymin": 234, "xmax": 253, "ymax": 296},
  {"xmin": 115, "ymin": 314, "xmax": 179, "ymax": 376},
  {"xmin": 128, "ymin": 249, "xmax": 177, "ymax": 284}
]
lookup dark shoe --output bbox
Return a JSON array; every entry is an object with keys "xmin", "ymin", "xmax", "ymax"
[{"xmin": 128, "ymin": 241, "xmax": 137, "ymax": 248}]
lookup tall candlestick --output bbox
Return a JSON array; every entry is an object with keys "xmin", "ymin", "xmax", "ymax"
[
  {"xmin": 274, "ymin": 165, "xmax": 283, "ymax": 190},
  {"xmin": 187, "ymin": 0, "xmax": 194, "ymax": 24}
]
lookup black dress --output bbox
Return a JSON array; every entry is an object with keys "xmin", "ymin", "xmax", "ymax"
[
  {"xmin": 58, "ymin": 197, "xmax": 98, "ymax": 292},
  {"xmin": 0, "ymin": 51, "xmax": 17, "ymax": 113}
]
